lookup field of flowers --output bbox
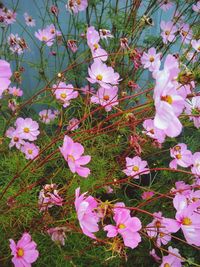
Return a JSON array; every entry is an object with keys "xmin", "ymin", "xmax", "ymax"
[{"xmin": 0, "ymin": 0, "xmax": 200, "ymax": 266}]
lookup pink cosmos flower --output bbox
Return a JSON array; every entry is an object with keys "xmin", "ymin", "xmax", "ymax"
[
  {"xmin": 53, "ymin": 82, "xmax": 78, "ymax": 107},
  {"xmin": 141, "ymin": 191, "xmax": 154, "ymax": 200},
  {"xmin": 21, "ymin": 142, "xmax": 39, "ymax": 160},
  {"xmin": 67, "ymin": 118, "xmax": 80, "ymax": 131},
  {"xmin": 47, "ymin": 227, "xmax": 67, "ymax": 246},
  {"xmin": 149, "ymin": 249, "xmax": 161, "ymax": 263},
  {"xmin": 191, "ymin": 152, "xmax": 200, "ymax": 176},
  {"xmin": 104, "ymin": 202, "xmax": 142, "ymax": 249},
  {"xmin": 141, "ymin": 47, "xmax": 161, "ymax": 72},
  {"xmin": 6, "ymin": 127, "xmax": 25, "ymax": 149},
  {"xmin": 192, "ymin": 1, "xmax": 200, "ymax": 12},
  {"xmin": 160, "ymin": 21, "xmax": 177, "ymax": 44},
  {"xmin": 160, "ymin": 246, "xmax": 184, "ymax": 267},
  {"xmin": 191, "ymin": 39, "xmax": 200, "ymax": 53},
  {"xmin": 169, "ymin": 143, "xmax": 193, "ymax": 169},
  {"xmin": 15, "ymin": 117, "xmax": 40, "ymax": 141},
  {"xmin": 142, "ymin": 119, "xmax": 166, "ymax": 143},
  {"xmin": 75, "ymin": 187, "xmax": 100, "ymax": 239},
  {"xmin": 60, "ymin": 135, "xmax": 91, "ymax": 178},
  {"xmin": 39, "ymin": 109, "xmax": 56, "ymax": 124},
  {"xmin": 35, "ymin": 26, "xmax": 55, "ymax": 46},
  {"xmin": 123, "ymin": 156, "xmax": 150, "ymax": 179},
  {"xmin": 0, "ymin": 59, "xmax": 12, "ymax": 98},
  {"xmin": 87, "ymin": 60, "xmax": 120, "ymax": 89},
  {"xmin": 87, "ymin": 26, "xmax": 108, "ymax": 61},
  {"xmin": 159, "ymin": 0, "xmax": 173, "ymax": 11},
  {"xmin": 179, "ymin": 24, "xmax": 193, "ymax": 44},
  {"xmin": 24, "ymin": 12, "xmax": 35, "ymax": 27},
  {"xmin": 4, "ymin": 9, "xmax": 16, "ymax": 25},
  {"xmin": 38, "ymin": 184, "xmax": 63, "ymax": 211},
  {"xmin": 99, "ymin": 29, "xmax": 113, "ymax": 40},
  {"xmin": 8, "ymin": 86, "xmax": 23, "ymax": 97},
  {"xmin": 66, "ymin": 0, "xmax": 88, "ymax": 14},
  {"xmin": 9, "ymin": 232, "xmax": 39, "ymax": 267},
  {"xmin": 185, "ymin": 96, "xmax": 200, "ymax": 128},
  {"xmin": 170, "ymin": 181, "xmax": 192, "ymax": 197},
  {"xmin": 80, "ymin": 85, "xmax": 95, "ymax": 95},
  {"xmin": 91, "ymin": 86, "xmax": 118, "ymax": 111}
]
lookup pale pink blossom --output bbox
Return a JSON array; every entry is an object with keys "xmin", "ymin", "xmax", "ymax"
[
  {"xmin": 185, "ymin": 96, "xmax": 200, "ymax": 128},
  {"xmin": 66, "ymin": 0, "xmax": 88, "ymax": 14},
  {"xmin": 142, "ymin": 119, "xmax": 166, "ymax": 143},
  {"xmin": 39, "ymin": 109, "xmax": 57, "ymax": 124},
  {"xmin": 24, "ymin": 12, "xmax": 35, "ymax": 27},
  {"xmin": 191, "ymin": 39, "xmax": 200, "ymax": 53},
  {"xmin": 80, "ymin": 85, "xmax": 95, "ymax": 95},
  {"xmin": 192, "ymin": 1, "xmax": 200, "ymax": 12},
  {"xmin": 53, "ymin": 82, "xmax": 78, "ymax": 107},
  {"xmin": 4, "ymin": 9, "xmax": 16, "ymax": 25},
  {"xmin": 169, "ymin": 143, "xmax": 192, "ymax": 169},
  {"xmin": 160, "ymin": 246, "xmax": 184, "ymax": 267},
  {"xmin": 179, "ymin": 24, "xmax": 193, "ymax": 44},
  {"xmin": 191, "ymin": 152, "xmax": 200, "ymax": 176},
  {"xmin": 47, "ymin": 227, "xmax": 67, "ymax": 246},
  {"xmin": 8, "ymin": 34, "xmax": 28, "ymax": 54},
  {"xmin": 87, "ymin": 60, "xmax": 120, "ymax": 89},
  {"xmin": 6, "ymin": 127, "xmax": 25, "ymax": 149},
  {"xmin": 9, "ymin": 232, "xmax": 39, "ymax": 267},
  {"xmin": 170, "ymin": 181, "xmax": 192, "ymax": 197},
  {"xmin": 60, "ymin": 135, "xmax": 91, "ymax": 178},
  {"xmin": 15, "ymin": 117, "xmax": 40, "ymax": 141},
  {"xmin": 21, "ymin": 142, "xmax": 39, "ymax": 160},
  {"xmin": 8, "ymin": 86, "xmax": 23, "ymax": 97},
  {"xmin": 141, "ymin": 191, "xmax": 154, "ymax": 200},
  {"xmin": 141, "ymin": 47, "xmax": 161, "ymax": 72},
  {"xmin": 91, "ymin": 86, "xmax": 118, "ymax": 111},
  {"xmin": 159, "ymin": 0, "xmax": 173, "ymax": 11},
  {"xmin": 38, "ymin": 184, "xmax": 63, "ymax": 211},
  {"xmin": 123, "ymin": 156, "xmax": 149, "ymax": 179},
  {"xmin": 160, "ymin": 21, "xmax": 177, "ymax": 44},
  {"xmin": 0, "ymin": 59, "xmax": 12, "ymax": 98},
  {"xmin": 35, "ymin": 26, "xmax": 55, "ymax": 46},
  {"xmin": 67, "ymin": 118, "xmax": 79, "ymax": 131},
  {"xmin": 75, "ymin": 187, "xmax": 99, "ymax": 239},
  {"xmin": 104, "ymin": 202, "xmax": 142, "ymax": 249}
]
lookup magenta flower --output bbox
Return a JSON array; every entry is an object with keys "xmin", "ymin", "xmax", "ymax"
[
  {"xmin": 39, "ymin": 109, "xmax": 57, "ymax": 124},
  {"xmin": 104, "ymin": 202, "xmax": 142, "ymax": 249},
  {"xmin": 6, "ymin": 127, "xmax": 25, "ymax": 149},
  {"xmin": 192, "ymin": 1, "xmax": 200, "ymax": 12},
  {"xmin": 87, "ymin": 60, "xmax": 120, "ymax": 89},
  {"xmin": 169, "ymin": 143, "xmax": 193, "ymax": 169},
  {"xmin": 9, "ymin": 232, "xmax": 39, "ymax": 267},
  {"xmin": 67, "ymin": 118, "xmax": 80, "ymax": 131},
  {"xmin": 21, "ymin": 142, "xmax": 39, "ymax": 160},
  {"xmin": 185, "ymin": 96, "xmax": 200, "ymax": 128},
  {"xmin": 141, "ymin": 47, "xmax": 161, "ymax": 72},
  {"xmin": 24, "ymin": 12, "xmax": 35, "ymax": 27},
  {"xmin": 191, "ymin": 39, "xmax": 200, "ymax": 53},
  {"xmin": 160, "ymin": 246, "xmax": 184, "ymax": 267},
  {"xmin": 87, "ymin": 26, "xmax": 108, "ymax": 61},
  {"xmin": 179, "ymin": 24, "xmax": 192, "ymax": 44},
  {"xmin": 66, "ymin": 0, "xmax": 88, "ymax": 14},
  {"xmin": 143, "ymin": 119, "xmax": 166, "ymax": 143},
  {"xmin": 0, "ymin": 59, "xmax": 12, "ymax": 98},
  {"xmin": 47, "ymin": 227, "xmax": 67, "ymax": 246},
  {"xmin": 60, "ymin": 135, "xmax": 91, "ymax": 178},
  {"xmin": 123, "ymin": 156, "xmax": 149, "ymax": 179},
  {"xmin": 38, "ymin": 183, "xmax": 63, "ymax": 211},
  {"xmin": 75, "ymin": 187, "xmax": 100, "ymax": 239},
  {"xmin": 15, "ymin": 117, "xmax": 40, "ymax": 141},
  {"xmin": 91, "ymin": 86, "xmax": 118, "ymax": 111},
  {"xmin": 191, "ymin": 152, "xmax": 200, "ymax": 176},
  {"xmin": 53, "ymin": 82, "xmax": 78, "ymax": 107},
  {"xmin": 141, "ymin": 191, "xmax": 154, "ymax": 200},
  {"xmin": 8, "ymin": 86, "xmax": 23, "ymax": 97},
  {"xmin": 160, "ymin": 21, "xmax": 177, "ymax": 44}
]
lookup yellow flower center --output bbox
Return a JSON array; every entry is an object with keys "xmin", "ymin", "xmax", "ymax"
[
  {"xmin": 159, "ymin": 232, "xmax": 165, "ymax": 237},
  {"xmin": 164, "ymin": 264, "xmax": 171, "ymax": 267},
  {"xmin": 182, "ymin": 217, "xmax": 192, "ymax": 226},
  {"xmin": 42, "ymin": 36, "xmax": 48, "ymax": 41},
  {"xmin": 132, "ymin": 166, "xmax": 139, "ymax": 172},
  {"xmin": 181, "ymin": 30, "xmax": 188, "ymax": 37},
  {"xmin": 24, "ymin": 127, "xmax": 30, "ymax": 133},
  {"xmin": 165, "ymin": 31, "xmax": 170, "ymax": 36},
  {"xmin": 161, "ymin": 95, "xmax": 173, "ymax": 105},
  {"xmin": 174, "ymin": 145, "xmax": 181, "ymax": 151},
  {"xmin": 17, "ymin": 248, "xmax": 24, "ymax": 257},
  {"xmin": 68, "ymin": 155, "xmax": 75, "ymax": 162},
  {"xmin": 176, "ymin": 154, "xmax": 182, "ymax": 159},
  {"xmin": 103, "ymin": 95, "xmax": 110, "ymax": 101},
  {"xmin": 28, "ymin": 149, "xmax": 33, "ymax": 154},
  {"xmin": 77, "ymin": 0, "xmax": 81, "ymax": 4},
  {"xmin": 60, "ymin": 93, "xmax": 67, "ymax": 99},
  {"xmin": 149, "ymin": 56, "xmax": 155, "ymax": 62},
  {"xmin": 96, "ymin": 74, "xmax": 103, "ymax": 81},
  {"xmin": 93, "ymin": 43, "xmax": 99, "ymax": 50},
  {"xmin": 118, "ymin": 223, "xmax": 126, "ymax": 229}
]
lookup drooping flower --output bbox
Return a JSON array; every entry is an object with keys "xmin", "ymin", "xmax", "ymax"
[
  {"xmin": 15, "ymin": 117, "xmax": 40, "ymax": 141},
  {"xmin": 90, "ymin": 86, "xmax": 118, "ymax": 111},
  {"xmin": 169, "ymin": 143, "xmax": 193, "ymax": 169},
  {"xmin": 75, "ymin": 187, "xmax": 100, "ymax": 239},
  {"xmin": 38, "ymin": 183, "xmax": 63, "ymax": 211},
  {"xmin": 191, "ymin": 39, "xmax": 200, "ymax": 53},
  {"xmin": 24, "ymin": 12, "xmax": 35, "ymax": 27},
  {"xmin": 87, "ymin": 60, "xmax": 120, "ymax": 89},
  {"xmin": 123, "ymin": 156, "xmax": 150, "ymax": 179},
  {"xmin": 39, "ymin": 109, "xmax": 57, "ymax": 124},
  {"xmin": 67, "ymin": 118, "xmax": 80, "ymax": 131},
  {"xmin": 21, "ymin": 142, "xmax": 40, "ymax": 160},
  {"xmin": 104, "ymin": 202, "xmax": 142, "ymax": 249},
  {"xmin": 53, "ymin": 82, "xmax": 78, "ymax": 107},
  {"xmin": 66, "ymin": 0, "xmax": 88, "ymax": 14},
  {"xmin": 185, "ymin": 96, "xmax": 200, "ymax": 128},
  {"xmin": 60, "ymin": 135, "xmax": 91, "ymax": 178},
  {"xmin": 0, "ymin": 59, "xmax": 12, "ymax": 98},
  {"xmin": 160, "ymin": 21, "xmax": 177, "ymax": 44},
  {"xmin": 8, "ymin": 34, "xmax": 28, "ymax": 54},
  {"xmin": 141, "ymin": 47, "xmax": 161, "ymax": 72},
  {"xmin": 9, "ymin": 232, "xmax": 39, "ymax": 267},
  {"xmin": 47, "ymin": 227, "xmax": 67, "ymax": 246},
  {"xmin": 160, "ymin": 246, "xmax": 184, "ymax": 267}
]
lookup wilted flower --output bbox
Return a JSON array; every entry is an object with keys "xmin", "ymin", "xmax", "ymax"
[
  {"xmin": 66, "ymin": 0, "xmax": 88, "ymax": 14},
  {"xmin": 67, "ymin": 39, "xmax": 78, "ymax": 53},
  {"xmin": 67, "ymin": 118, "xmax": 80, "ymax": 131},
  {"xmin": 8, "ymin": 34, "xmax": 28, "ymax": 54},
  {"xmin": 47, "ymin": 227, "xmax": 67, "ymax": 246}
]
